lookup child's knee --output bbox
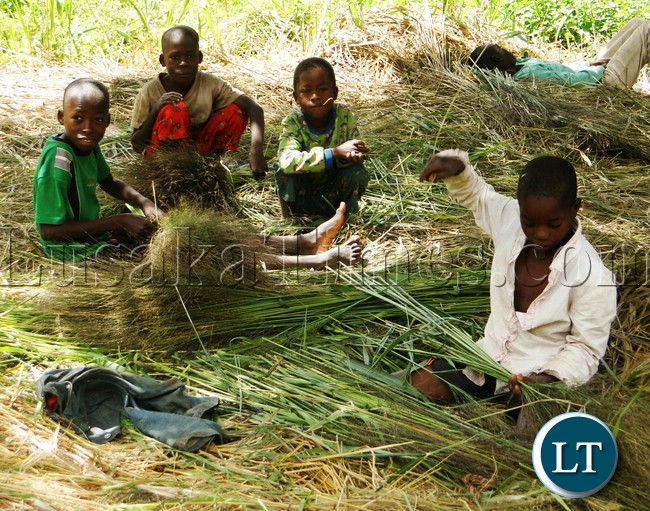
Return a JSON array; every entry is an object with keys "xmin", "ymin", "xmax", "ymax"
[
  {"xmin": 410, "ymin": 367, "xmax": 454, "ymax": 403},
  {"xmin": 211, "ymin": 103, "xmax": 248, "ymax": 124}
]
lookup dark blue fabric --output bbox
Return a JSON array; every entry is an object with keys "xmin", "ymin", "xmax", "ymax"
[{"xmin": 37, "ymin": 366, "xmax": 222, "ymax": 451}]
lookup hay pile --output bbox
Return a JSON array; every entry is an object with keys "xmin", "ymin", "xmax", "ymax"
[
  {"xmin": 1, "ymin": 6, "xmax": 649, "ymax": 511},
  {"xmin": 24, "ymin": 204, "xmax": 274, "ymax": 351},
  {"xmin": 124, "ymin": 150, "xmax": 240, "ymax": 211}
]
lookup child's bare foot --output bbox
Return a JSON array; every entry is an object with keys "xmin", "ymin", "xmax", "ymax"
[
  {"xmin": 316, "ymin": 202, "xmax": 348, "ymax": 253},
  {"xmin": 260, "ymin": 234, "xmax": 362, "ymax": 271},
  {"xmin": 299, "ymin": 202, "xmax": 347, "ymax": 254},
  {"xmin": 316, "ymin": 235, "xmax": 362, "ymax": 269}
]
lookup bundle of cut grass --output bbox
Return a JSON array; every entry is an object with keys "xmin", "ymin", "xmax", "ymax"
[
  {"xmin": 123, "ymin": 149, "xmax": 239, "ymax": 211},
  {"xmin": 29, "ymin": 262, "xmax": 490, "ymax": 354},
  {"xmin": 471, "ymin": 72, "xmax": 650, "ymax": 161},
  {"xmin": 147, "ymin": 204, "xmax": 268, "ymax": 287},
  {"xmin": 28, "ymin": 204, "xmax": 275, "ymax": 351}
]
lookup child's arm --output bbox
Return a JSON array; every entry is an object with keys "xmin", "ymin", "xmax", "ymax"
[
  {"xmin": 419, "ymin": 153, "xmax": 466, "ymax": 182},
  {"xmin": 99, "ymin": 174, "xmax": 161, "ymax": 218},
  {"xmin": 420, "ymin": 149, "xmax": 515, "ymax": 240},
  {"xmin": 331, "ymin": 109, "xmax": 369, "ymax": 164},
  {"xmin": 278, "ymin": 138, "xmax": 369, "ymax": 173},
  {"xmin": 276, "ymin": 116, "xmax": 328, "ymax": 174},
  {"xmin": 277, "ymin": 112, "xmax": 369, "ymax": 174},
  {"xmin": 233, "ymin": 95, "xmax": 268, "ymax": 178},
  {"xmin": 510, "ymin": 256, "xmax": 616, "ymax": 395},
  {"xmin": 509, "ymin": 372, "xmax": 559, "ymax": 398},
  {"xmin": 38, "ymin": 214, "xmax": 154, "ymax": 242},
  {"xmin": 537, "ymin": 274, "xmax": 617, "ymax": 385},
  {"xmin": 39, "ymin": 175, "xmax": 160, "ymax": 242}
]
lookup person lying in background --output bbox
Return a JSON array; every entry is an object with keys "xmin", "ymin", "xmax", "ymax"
[{"xmin": 468, "ymin": 18, "xmax": 650, "ymax": 89}]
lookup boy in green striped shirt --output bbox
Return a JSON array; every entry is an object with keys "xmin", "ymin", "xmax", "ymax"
[{"xmin": 33, "ymin": 78, "xmax": 162, "ymax": 262}]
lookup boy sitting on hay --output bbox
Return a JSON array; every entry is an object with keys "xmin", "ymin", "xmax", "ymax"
[
  {"xmin": 405, "ymin": 150, "xmax": 617, "ymax": 413},
  {"xmin": 33, "ymin": 78, "xmax": 162, "ymax": 262},
  {"xmin": 275, "ymin": 57, "xmax": 370, "ymax": 219},
  {"xmin": 130, "ymin": 25, "xmax": 268, "ymax": 179}
]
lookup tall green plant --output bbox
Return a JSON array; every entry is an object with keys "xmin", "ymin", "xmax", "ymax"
[{"xmin": 476, "ymin": 0, "xmax": 647, "ymax": 48}]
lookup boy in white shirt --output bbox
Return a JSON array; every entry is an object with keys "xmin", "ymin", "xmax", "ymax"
[{"xmin": 410, "ymin": 150, "xmax": 617, "ymax": 406}]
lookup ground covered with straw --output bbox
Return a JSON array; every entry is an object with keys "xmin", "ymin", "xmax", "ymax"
[{"xmin": 1, "ymin": 7, "xmax": 649, "ymax": 511}]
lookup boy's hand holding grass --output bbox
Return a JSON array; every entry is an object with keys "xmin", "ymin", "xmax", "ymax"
[
  {"xmin": 509, "ymin": 372, "xmax": 559, "ymax": 398},
  {"xmin": 249, "ymin": 149, "xmax": 269, "ymax": 179},
  {"xmin": 125, "ymin": 201, "xmax": 163, "ymax": 237}
]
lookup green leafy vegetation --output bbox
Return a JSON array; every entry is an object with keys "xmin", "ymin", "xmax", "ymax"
[{"xmin": 1, "ymin": 0, "xmax": 648, "ymax": 64}]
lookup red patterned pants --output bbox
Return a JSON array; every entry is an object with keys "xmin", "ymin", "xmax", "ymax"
[{"xmin": 145, "ymin": 101, "xmax": 248, "ymax": 157}]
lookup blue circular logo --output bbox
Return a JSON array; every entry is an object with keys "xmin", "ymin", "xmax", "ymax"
[{"xmin": 532, "ymin": 412, "xmax": 617, "ymax": 498}]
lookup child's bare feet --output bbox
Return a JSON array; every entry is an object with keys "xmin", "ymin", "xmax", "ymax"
[
  {"xmin": 316, "ymin": 235, "xmax": 362, "ymax": 269},
  {"xmin": 316, "ymin": 202, "xmax": 348, "ymax": 253},
  {"xmin": 298, "ymin": 202, "xmax": 347, "ymax": 254},
  {"xmin": 259, "ymin": 234, "xmax": 363, "ymax": 270}
]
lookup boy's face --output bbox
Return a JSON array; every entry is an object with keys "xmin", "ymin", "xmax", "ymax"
[
  {"xmin": 57, "ymin": 88, "xmax": 110, "ymax": 152},
  {"xmin": 159, "ymin": 32, "xmax": 202, "ymax": 87},
  {"xmin": 519, "ymin": 195, "xmax": 580, "ymax": 255},
  {"xmin": 293, "ymin": 66, "xmax": 338, "ymax": 124}
]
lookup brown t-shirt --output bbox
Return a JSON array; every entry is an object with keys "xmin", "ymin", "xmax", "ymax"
[{"xmin": 130, "ymin": 71, "xmax": 243, "ymax": 129}]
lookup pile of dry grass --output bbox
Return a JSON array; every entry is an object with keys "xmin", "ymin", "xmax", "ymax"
[
  {"xmin": 124, "ymin": 150, "xmax": 240, "ymax": 211},
  {"xmin": 23, "ymin": 204, "xmax": 274, "ymax": 352}
]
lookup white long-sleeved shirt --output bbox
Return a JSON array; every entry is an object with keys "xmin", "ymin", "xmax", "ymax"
[{"xmin": 438, "ymin": 150, "xmax": 617, "ymax": 393}]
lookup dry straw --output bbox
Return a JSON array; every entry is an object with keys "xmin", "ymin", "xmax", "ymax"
[{"xmin": 123, "ymin": 150, "xmax": 240, "ymax": 211}]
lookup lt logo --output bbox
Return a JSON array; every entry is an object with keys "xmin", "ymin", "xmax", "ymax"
[
  {"xmin": 533, "ymin": 412, "xmax": 618, "ymax": 498},
  {"xmin": 553, "ymin": 441, "xmax": 602, "ymax": 473}
]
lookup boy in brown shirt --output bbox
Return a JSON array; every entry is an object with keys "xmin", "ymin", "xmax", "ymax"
[{"xmin": 131, "ymin": 25, "xmax": 267, "ymax": 178}]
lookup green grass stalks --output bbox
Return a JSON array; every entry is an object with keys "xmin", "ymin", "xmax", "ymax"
[{"xmin": 2, "ymin": 1, "xmax": 648, "ymax": 66}]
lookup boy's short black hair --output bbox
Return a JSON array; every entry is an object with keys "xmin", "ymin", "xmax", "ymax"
[
  {"xmin": 161, "ymin": 25, "xmax": 199, "ymax": 51},
  {"xmin": 467, "ymin": 44, "xmax": 499, "ymax": 69},
  {"xmin": 63, "ymin": 78, "xmax": 110, "ymax": 110},
  {"xmin": 517, "ymin": 156, "xmax": 578, "ymax": 209},
  {"xmin": 293, "ymin": 57, "xmax": 336, "ymax": 90}
]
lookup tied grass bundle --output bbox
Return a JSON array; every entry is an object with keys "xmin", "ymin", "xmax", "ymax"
[
  {"xmin": 472, "ymin": 72, "xmax": 650, "ymax": 162},
  {"xmin": 124, "ymin": 150, "xmax": 239, "ymax": 211},
  {"xmin": 30, "ymin": 205, "xmax": 275, "ymax": 351},
  {"xmin": 147, "ymin": 204, "xmax": 269, "ymax": 289}
]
